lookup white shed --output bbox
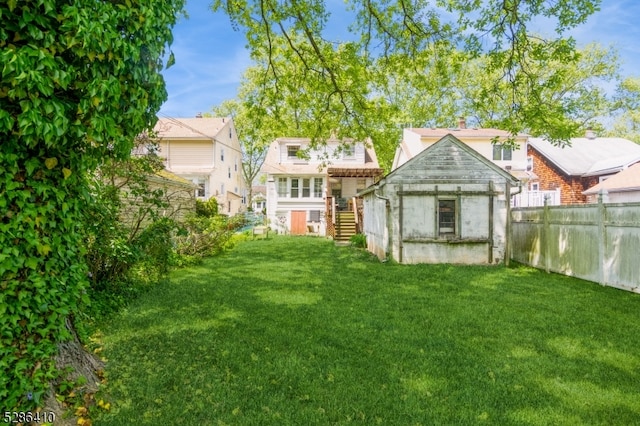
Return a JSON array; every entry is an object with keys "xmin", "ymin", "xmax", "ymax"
[{"xmin": 361, "ymin": 134, "xmax": 520, "ymax": 264}]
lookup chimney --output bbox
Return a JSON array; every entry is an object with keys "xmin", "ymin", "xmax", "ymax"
[
  {"xmin": 458, "ymin": 117, "xmax": 466, "ymax": 129},
  {"xmin": 585, "ymin": 127, "xmax": 596, "ymax": 139}
]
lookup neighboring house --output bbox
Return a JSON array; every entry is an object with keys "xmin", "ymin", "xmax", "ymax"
[
  {"xmin": 261, "ymin": 137, "xmax": 383, "ymax": 239},
  {"xmin": 251, "ymin": 185, "xmax": 267, "ymax": 213},
  {"xmin": 528, "ymin": 134, "xmax": 640, "ymax": 204},
  {"xmin": 393, "ymin": 119, "xmax": 529, "ymax": 172},
  {"xmin": 117, "ymin": 169, "xmax": 196, "ymax": 231},
  {"xmin": 393, "ymin": 119, "xmax": 548, "ymax": 206},
  {"xmin": 149, "ymin": 170, "xmax": 197, "ymax": 221},
  {"xmin": 154, "ymin": 116, "xmax": 248, "ymax": 215},
  {"xmin": 361, "ymin": 134, "xmax": 519, "ymax": 264},
  {"xmin": 583, "ymin": 162, "xmax": 640, "ymax": 203}
]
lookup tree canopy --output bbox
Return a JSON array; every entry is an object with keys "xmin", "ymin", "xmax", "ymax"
[{"xmin": 209, "ymin": 0, "xmax": 638, "ymax": 168}]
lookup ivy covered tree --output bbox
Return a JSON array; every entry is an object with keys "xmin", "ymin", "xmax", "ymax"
[{"xmin": 0, "ymin": 0, "xmax": 185, "ymax": 411}]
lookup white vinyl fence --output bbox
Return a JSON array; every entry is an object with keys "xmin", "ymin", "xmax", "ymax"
[
  {"xmin": 511, "ymin": 189, "xmax": 561, "ymax": 207},
  {"xmin": 511, "ymin": 198, "xmax": 640, "ymax": 293}
]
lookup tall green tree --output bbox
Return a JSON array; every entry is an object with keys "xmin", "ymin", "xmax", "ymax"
[
  {"xmin": 0, "ymin": 0, "xmax": 184, "ymax": 411},
  {"xmin": 608, "ymin": 77, "xmax": 640, "ymax": 143},
  {"xmin": 212, "ymin": 0, "xmax": 603, "ymax": 159}
]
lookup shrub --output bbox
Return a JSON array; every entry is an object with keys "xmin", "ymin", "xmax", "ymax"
[
  {"xmin": 174, "ymin": 214, "xmax": 245, "ymax": 260},
  {"xmin": 195, "ymin": 198, "xmax": 219, "ymax": 217},
  {"xmin": 350, "ymin": 233, "xmax": 367, "ymax": 248}
]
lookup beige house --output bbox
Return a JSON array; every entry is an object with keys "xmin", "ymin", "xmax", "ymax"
[
  {"xmin": 262, "ymin": 137, "xmax": 383, "ymax": 240},
  {"xmin": 154, "ymin": 116, "xmax": 247, "ymax": 215}
]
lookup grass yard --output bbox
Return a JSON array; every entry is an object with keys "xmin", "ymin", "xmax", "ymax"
[{"xmin": 94, "ymin": 236, "xmax": 640, "ymax": 425}]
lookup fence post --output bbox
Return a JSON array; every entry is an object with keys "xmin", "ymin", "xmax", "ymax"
[
  {"xmin": 597, "ymin": 192, "xmax": 606, "ymax": 286},
  {"xmin": 543, "ymin": 195, "xmax": 551, "ymax": 273}
]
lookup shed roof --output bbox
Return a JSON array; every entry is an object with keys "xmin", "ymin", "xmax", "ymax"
[
  {"xmin": 583, "ymin": 163, "xmax": 640, "ymax": 195},
  {"xmin": 528, "ymin": 137, "xmax": 640, "ymax": 177},
  {"xmin": 368, "ymin": 134, "xmax": 519, "ymax": 193}
]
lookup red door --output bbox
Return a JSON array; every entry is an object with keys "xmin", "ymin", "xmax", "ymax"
[{"xmin": 291, "ymin": 211, "xmax": 307, "ymax": 235}]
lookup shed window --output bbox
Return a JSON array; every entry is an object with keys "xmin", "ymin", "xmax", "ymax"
[{"xmin": 438, "ymin": 199, "xmax": 457, "ymax": 237}]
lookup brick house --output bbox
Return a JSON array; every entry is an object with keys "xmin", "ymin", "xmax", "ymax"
[{"xmin": 528, "ymin": 135, "xmax": 640, "ymax": 204}]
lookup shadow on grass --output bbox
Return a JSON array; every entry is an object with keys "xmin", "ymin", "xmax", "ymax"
[{"xmin": 96, "ymin": 236, "xmax": 640, "ymax": 425}]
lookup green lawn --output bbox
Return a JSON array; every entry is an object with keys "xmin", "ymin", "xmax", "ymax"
[{"xmin": 95, "ymin": 236, "xmax": 640, "ymax": 425}]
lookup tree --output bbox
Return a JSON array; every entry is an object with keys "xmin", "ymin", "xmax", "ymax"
[
  {"xmin": 454, "ymin": 42, "xmax": 619, "ymax": 143},
  {"xmin": 212, "ymin": 0, "xmax": 603, "ymax": 158},
  {"xmin": 608, "ymin": 77, "xmax": 640, "ymax": 143},
  {"xmin": 0, "ymin": 0, "xmax": 185, "ymax": 411}
]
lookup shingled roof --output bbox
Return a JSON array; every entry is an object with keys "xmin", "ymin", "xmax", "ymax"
[{"xmin": 528, "ymin": 137, "xmax": 640, "ymax": 177}]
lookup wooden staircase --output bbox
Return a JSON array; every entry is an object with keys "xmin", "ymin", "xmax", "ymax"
[{"xmin": 334, "ymin": 211, "xmax": 357, "ymax": 243}]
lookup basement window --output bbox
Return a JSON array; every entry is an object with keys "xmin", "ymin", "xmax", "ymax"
[{"xmin": 438, "ymin": 199, "xmax": 457, "ymax": 237}]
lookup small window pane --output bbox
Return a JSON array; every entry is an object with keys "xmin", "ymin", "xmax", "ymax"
[
  {"xmin": 439, "ymin": 199, "xmax": 456, "ymax": 236},
  {"xmin": 313, "ymin": 178, "xmax": 323, "ymax": 197},
  {"xmin": 277, "ymin": 178, "xmax": 287, "ymax": 196},
  {"xmin": 287, "ymin": 145, "xmax": 300, "ymax": 159},
  {"xmin": 302, "ymin": 178, "xmax": 310, "ymax": 197},
  {"xmin": 502, "ymin": 147, "xmax": 512, "ymax": 161},
  {"xmin": 291, "ymin": 178, "xmax": 299, "ymax": 198},
  {"xmin": 309, "ymin": 210, "xmax": 321, "ymax": 222},
  {"xmin": 492, "ymin": 144, "xmax": 502, "ymax": 161}
]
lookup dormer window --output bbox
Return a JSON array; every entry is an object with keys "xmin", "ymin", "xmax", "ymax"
[
  {"xmin": 287, "ymin": 145, "xmax": 300, "ymax": 159},
  {"xmin": 343, "ymin": 144, "xmax": 355, "ymax": 159}
]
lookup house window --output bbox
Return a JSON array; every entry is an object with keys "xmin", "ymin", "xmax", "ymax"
[
  {"xmin": 302, "ymin": 178, "xmax": 311, "ymax": 197},
  {"xmin": 343, "ymin": 144, "xmax": 355, "ymax": 159},
  {"xmin": 195, "ymin": 179, "xmax": 206, "ymax": 198},
  {"xmin": 527, "ymin": 156, "xmax": 533, "ymax": 171},
  {"xmin": 220, "ymin": 183, "xmax": 225, "ymax": 195},
  {"xmin": 291, "ymin": 178, "xmax": 299, "ymax": 198},
  {"xmin": 229, "ymin": 128, "xmax": 232, "ymax": 139},
  {"xmin": 438, "ymin": 199, "xmax": 457, "ymax": 237},
  {"xmin": 492, "ymin": 144, "xmax": 512, "ymax": 161},
  {"xmin": 228, "ymin": 167, "xmax": 231, "ymax": 178},
  {"xmin": 313, "ymin": 178, "xmax": 323, "ymax": 198},
  {"xmin": 277, "ymin": 178, "xmax": 287, "ymax": 197},
  {"xmin": 221, "ymin": 148, "xmax": 225, "ymax": 162},
  {"xmin": 309, "ymin": 210, "xmax": 321, "ymax": 222},
  {"xmin": 287, "ymin": 145, "xmax": 300, "ymax": 159},
  {"xmin": 235, "ymin": 160, "xmax": 238, "ymax": 172},
  {"xmin": 531, "ymin": 182, "xmax": 540, "ymax": 191},
  {"xmin": 357, "ymin": 179, "xmax": 367, "ymax": 191}
]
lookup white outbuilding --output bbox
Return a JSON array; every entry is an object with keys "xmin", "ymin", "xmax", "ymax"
[{"xmin": 361, "ymin": 134, "xmax": 520, "ymax": 264}]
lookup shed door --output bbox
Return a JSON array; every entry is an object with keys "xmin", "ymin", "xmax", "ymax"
[{"xmin": 291, "ymin": 211, "xmax": 307, "ymax": 235}]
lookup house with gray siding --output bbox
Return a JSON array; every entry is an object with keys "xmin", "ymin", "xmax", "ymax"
[{"xmin": 361, "ymin": 134, "xmax": 519, "ymax": 264}]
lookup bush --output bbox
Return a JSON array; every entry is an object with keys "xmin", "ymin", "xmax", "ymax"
[
  {"xmin": 174, "ymin": 214, "xmax": 245, "ymax": 260},
  {"xmin": 195, "ymin": 198, "xmax": 219, "ymax": 217},
  {"xmin": 350, "ymin": 233, "xmax": 367, "ymax": 248}
]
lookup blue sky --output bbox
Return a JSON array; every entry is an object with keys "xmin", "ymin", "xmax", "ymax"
[{"xmin": 158, "ymin": 0, "xmax": 640, "ymax": 119}]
